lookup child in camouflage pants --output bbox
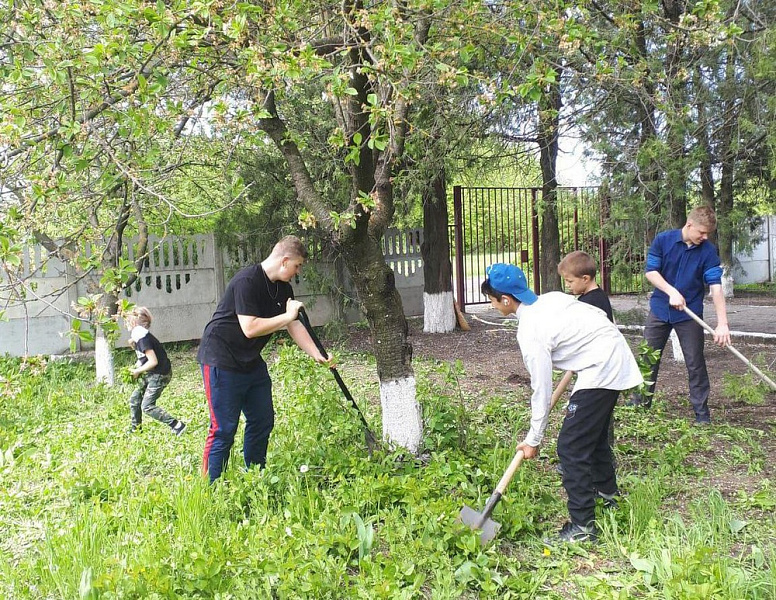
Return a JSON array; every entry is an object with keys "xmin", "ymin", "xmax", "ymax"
[{"xmin": 125, "ymin": 307, "xmax": 185, "ymax": 435}]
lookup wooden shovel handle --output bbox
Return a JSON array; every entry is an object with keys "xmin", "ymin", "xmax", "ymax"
[
  {"xmin": 552, "ymin": 371, "xmax": 573, "ymax": 410},
  {"xmin": 495, "ymin": 450, "xmax": 524, "ymax": 495},
  {"xmin": 493, "ymin": 372, "xmax": 573, "ymax": 496},
  {"xmin": 683, "ymin": 307, "xmax": 776, "ymax": 392}
]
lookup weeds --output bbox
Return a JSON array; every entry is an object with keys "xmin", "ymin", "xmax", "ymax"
[
  {"xmin": 722, "ymin": 372, "xmax": 770, "ymax": 406},
  {"xmin": 0, "ymin": 345, "xmax": 774, "ymax": 599}
]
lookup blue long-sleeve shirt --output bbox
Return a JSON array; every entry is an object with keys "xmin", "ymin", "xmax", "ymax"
[{"xmin": 646, "ymin": 229, "xmax": 723, "ymax": 323}]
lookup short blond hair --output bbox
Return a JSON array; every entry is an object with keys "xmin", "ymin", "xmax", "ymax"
[
  {"xmin": 128, "ymin": 306, "xmax": 153, "ymax": 329},
  {"xmin": 272, "ymin": 235, "xmax": 308, "ymax": 259},
  {"xmin": 687, "ymin": 206, "xmax": 717, "ymax": 230},
  {"xmin": 558, "ymin": 251, "xmax": 597, "ymax": 279}
]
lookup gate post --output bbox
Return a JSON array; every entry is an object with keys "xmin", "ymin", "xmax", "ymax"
[
  {"xmin": 453, "ymin": 185, "xmax": 466, "ymax": 311},
  {"xmin": 531, "ymin": 188, "xmax": 541, "ymax": 293},
  {"xmin": 598, "ymin": 188, "xmax": 612, "ymax": 294}
]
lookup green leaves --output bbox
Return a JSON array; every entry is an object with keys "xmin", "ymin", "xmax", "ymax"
[
  {"xmin": 341, "ymin": 512, "xmax": 375, "ymax": 563},
  {"xmin": 99, "ymin": 258, "xmax": 137, "ymax": 294}
]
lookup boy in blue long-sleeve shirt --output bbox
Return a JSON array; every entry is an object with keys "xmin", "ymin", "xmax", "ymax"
[{"xmin": 631, "ymin": 206, "xmax": 730, "ymax": 424}]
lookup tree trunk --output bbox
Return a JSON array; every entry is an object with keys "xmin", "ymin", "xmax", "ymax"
[
  {"xmin": 93, "ymin": 290, "xmax": 120, "ymax": 385},
  {"xmin": 95, "ymin": 325, "xmax": 115, "ymax": 385},
  {"xmin": 694, "ymin": 68, "xmax": 716, "ymax": 210},
  {"xmin": 634, "ymin": 19, "xmax": 661, "ymax": 242},
  {"xmin": 339, "ymin": 234, "xmax": 422, "ymax": 453},
  {"xmin": 421, "ymin": 167, "xmax": 455, "ymax": 333},
  {"xmin": 536, "ymin": 66, "xmax": 563, "ymax": 293},
  {"xmin": 260, "ymin": 92, "xmax": 423, "ymax": 454},
  {"xmin": 716, "ymin": 49, "xmax": 738, "ymax": 298},
  {"xmin": 664, "ymin": 0, "xmax": 689, "ymax": 229}
]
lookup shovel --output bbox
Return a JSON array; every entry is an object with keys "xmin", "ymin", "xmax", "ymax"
[
  {"xmin": 297, "ymin": 308, "xmax": 380, "ymax": 451},
  {"xmin": 683, "ymin": 307, "xmax": 776, "ymax": 392},
  {"xmin": 459, "ymin": 376, "xmax": 570, "ymax": 544}
]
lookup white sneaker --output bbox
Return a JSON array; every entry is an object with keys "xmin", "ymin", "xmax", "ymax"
[{"xmin": 171, "ymin": 421, "xmax": 187, "ymax": 436}]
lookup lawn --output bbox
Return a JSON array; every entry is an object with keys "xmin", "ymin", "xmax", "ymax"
[{"xmin": 1, "ymin": 334, "xmax": 775, "ymax": 599}]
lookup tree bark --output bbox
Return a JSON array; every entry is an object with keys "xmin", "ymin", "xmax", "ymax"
[
  {"xmin": 536, "ymin": 66, "xmax": 563, "ymax": 293},
  {"xmin": 421, "ymin": 167, "xmax": 455, "ymax": 333},
  {"xmin": 664, "ymin": 0, "xmax": 689, "ymax": 229},
  {"xmin": 337, "ymin": 232, "xmax": 422, "ymax": 452},
  {"xmin": 634, "ymin": 18, "xmax": 661, "ymax": 242}
]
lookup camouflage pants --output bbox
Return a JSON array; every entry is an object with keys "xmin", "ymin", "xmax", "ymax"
[{"xmin": 129, "ymin": 372, "xmax": 174, "ymax": 427}]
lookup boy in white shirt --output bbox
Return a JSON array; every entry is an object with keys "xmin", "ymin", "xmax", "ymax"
[{"xmin": 482, "ymin": 263, "xmax": 643, "ymax": 542}]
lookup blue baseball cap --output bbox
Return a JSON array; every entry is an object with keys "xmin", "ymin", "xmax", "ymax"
[{"xmin": 485, "ymin": 263, "xmax": 538, "ymax": 305}]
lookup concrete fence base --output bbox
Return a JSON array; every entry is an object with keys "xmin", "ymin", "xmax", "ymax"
[{"xmin": 1, "ymin": 230, "xmax": 425, "ymax": 357}]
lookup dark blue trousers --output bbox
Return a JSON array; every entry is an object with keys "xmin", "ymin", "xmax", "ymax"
[
  {"xmin": 557, "ymin": 388, "xmax": 619, "ymax": 528},
  {"xmin": 642, "ymin": 312, "xmax": 710, "ymax": 421},
  {"xmin": 201, "ymin": 363, "xmax": 274, "ymax": 483}
]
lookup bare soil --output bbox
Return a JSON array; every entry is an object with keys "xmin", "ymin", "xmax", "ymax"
[{"xmin": 344, "ymin": 303, "xmax": 776, "ymax": 497}]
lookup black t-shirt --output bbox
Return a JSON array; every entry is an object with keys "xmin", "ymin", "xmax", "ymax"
[
  {"xmin": 578, "ymin": 287, "xmax": 614, "ymax": 322},
  {"xmin": 197, "ymin": 265, "xmax": 293, "ymax": 372},
  {"xmin": 135, "ymin": 331, "xmax": 172, "ymax": 375}
]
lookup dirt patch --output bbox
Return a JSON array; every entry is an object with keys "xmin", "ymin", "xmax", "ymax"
[
  {"xmin": 726, "ymin": 291, "xmax": 776, "ymax": 306},
  {"xmin": 343, "ymin": 311, "xmax": 776, "ymax": 485}
]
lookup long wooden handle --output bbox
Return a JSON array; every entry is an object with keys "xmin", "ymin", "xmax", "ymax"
[
  {"xmin": 552, "ymin": 371, "xmax": 574, "ymax": 410},
  {"xmin": 495, "ymin": 450, "xmax": 525, "ymax": 495},
  {"xmin": 491, "ymin": 374, "xmax": 571, "ymax": 497},
  {"xmin": 683, "ymin": 306, "xmax": 776, "ymax": 392}
]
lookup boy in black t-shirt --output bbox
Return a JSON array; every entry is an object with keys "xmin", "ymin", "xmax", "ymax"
[
  {"xmin": 558, "ymin": 251, "xmax": 613, "ymax": 321},
  {"xmin": 126, "ymin": 306, "xmax": 185, "ymax": 435},
  {"xmin": 197, "ymin": 235, "xmax": 331, "ymax": 483}
]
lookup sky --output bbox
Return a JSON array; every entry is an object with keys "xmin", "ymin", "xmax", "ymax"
[{"xmin": 556, "ymin": 138, "xmax": 601, "ymax": 187}]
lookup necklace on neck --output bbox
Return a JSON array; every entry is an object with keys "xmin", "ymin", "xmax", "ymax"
[{"xmin": 264, "ymin": 268, "xmax": 281, "ymax": 306}]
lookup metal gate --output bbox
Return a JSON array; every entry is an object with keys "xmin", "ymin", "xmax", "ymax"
[{"xmin": 451, "ymin": 185, "xmax": 643, "ymax": 309}]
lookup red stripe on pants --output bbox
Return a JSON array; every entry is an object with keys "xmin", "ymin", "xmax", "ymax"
[{"xmin": 202, "ymin": 365, "xmax": 218, "ymax": 477}]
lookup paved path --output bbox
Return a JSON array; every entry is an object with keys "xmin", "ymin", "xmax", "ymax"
[
  {"xmin": 609, "ymin": 295, "xmax": 776, "ymax": 339},
  {"xmin": 467, "ymin": 294, "xmax": 776, "ymax": 343}
]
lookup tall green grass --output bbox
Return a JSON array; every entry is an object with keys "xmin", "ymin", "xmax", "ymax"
[{"xmin": 1, "ymin": 347, "xmax": 774, "ymax": 599}]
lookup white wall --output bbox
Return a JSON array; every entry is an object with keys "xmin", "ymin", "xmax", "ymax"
[
  {"xmin": 0, "ymin": 230, "xmax": 425, "ymax": 357},
  {"xmin": 733, "ymin": 216, "xmax": 775, "ymax": 284}
]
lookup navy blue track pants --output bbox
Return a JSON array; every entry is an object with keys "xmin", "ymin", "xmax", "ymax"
[{"xmin": 201, "ymin": 363, "xmax": 274, "ymax": 483}]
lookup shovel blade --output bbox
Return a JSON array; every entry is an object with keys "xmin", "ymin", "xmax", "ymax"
[{"xmin": 458, "ymin": 505, "xmax": 502, "ymax": 544}]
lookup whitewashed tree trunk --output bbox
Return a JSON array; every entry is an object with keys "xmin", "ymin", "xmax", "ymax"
[
  {"xmin": 721, "ymin": 264, "xmax": 734, "ymax": 298},
  {"xmin": 423, "ymin": 291, "xmax": 455, "ymax": 333},
  {"xmin": 670, "ymin": 329, "xmax": 684, "ymax": 363},
  {"xmin": 379, "ymin": 376, "xmax": 422, "ymax": 453},
  {"xmin": 95, "ymin": 326, "xmax": 115, "ymax": 385}
]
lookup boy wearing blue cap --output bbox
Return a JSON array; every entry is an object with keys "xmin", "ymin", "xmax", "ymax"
[{"xmin": 481, "ymin": 263, "xmax": 643, "ymax": 543}]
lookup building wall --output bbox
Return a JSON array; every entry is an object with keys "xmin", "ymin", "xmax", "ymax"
[{"xmin": 733, "ymin": 216, "xmax": 775, "ymax": 285}]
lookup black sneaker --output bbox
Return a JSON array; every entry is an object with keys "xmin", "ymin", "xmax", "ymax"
[
  {"xmin": 171, "ymin": 420, "xmax": 187, "ymax": 436},
  {"xmin": 128, "ymin": 424, "xmax": 142, "ymax": 434},
  {"xmin": 597, "ymin": 490, "xmax": 619, "ymax": 510},
  {"xmin": 627, "ymin": 393, "xmax": 651, "ymax": 409},
  {"xmin": 557, "ymin": 521, "xmax": 598, "ymax": 543}
]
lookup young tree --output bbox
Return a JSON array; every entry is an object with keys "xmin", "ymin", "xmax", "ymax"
[{"xmin": 0, "ymin": 1, "xmax": 238, "ymax": 382}]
